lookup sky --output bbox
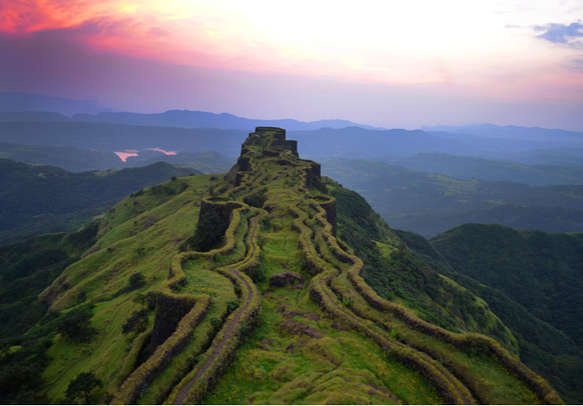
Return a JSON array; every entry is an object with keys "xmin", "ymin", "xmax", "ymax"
[{"xmin": 1, "ymin": 0, "xmax": 583, "ymax": 130}]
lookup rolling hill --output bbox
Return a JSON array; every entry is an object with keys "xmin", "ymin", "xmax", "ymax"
[
  {"xmin": 321, "ymin": 158, "xmax": 583, "ymax": 237},
  {"xmin": 0, "ymin": 121, "xmax": 248, "ymax": 156},
  {"xmin": 0, "ymin": 142, "xmax": 234, "ymax": 173},
  {"xmin": 392, "ymin": 153, "xmax": 583, "ymax": 186},
  {"xmin": 0, "ymin": 160, "xmax": 199, "ymax": 243},
  {"xmin": 0, "ymin": 127, "xmax": 561, "ymax": 404},
  {"xmin": 4, "ymin": 117, "xmax": 583, "ymax": 166}
]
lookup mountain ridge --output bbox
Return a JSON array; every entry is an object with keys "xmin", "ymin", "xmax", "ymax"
[
  {"xmin": 0, "ymin": 127, "xmax": 560, "ymax": 404},
  {"xmin": 73, "ymin": 110, "xmax": 381, "ymax": 131}
]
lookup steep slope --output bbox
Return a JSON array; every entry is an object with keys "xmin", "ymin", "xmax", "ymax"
[
  {"xmin": 0, "ymin": 160, "xmax": 199, "ymax": 243},
  {"xmin": 0, "ymin": 224, "xmax": 99, "ymax": 339},
  {"xmin": 396, "ymin": 228, "xmax": 583, "ymax": 403},
  {"xmin": 431, "ymin": 224, "xmax": 583, "ymax": 348},
  {"xmin": 328, "ymin": 181, "xmax": 517, "ymax": 347},
  {"xmin": 2, "ymin": 128, "xmax": 560, "ymax": 404}
]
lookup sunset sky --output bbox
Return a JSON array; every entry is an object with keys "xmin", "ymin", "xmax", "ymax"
[{"xmin": 1, "ymin": 1, "xmax": 583, "ymax": 129}]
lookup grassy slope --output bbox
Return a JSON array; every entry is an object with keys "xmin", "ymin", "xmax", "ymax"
[
  {"xmin": 431, "ymin": 224, "xmax": 583, "ymax": 347},
  {"xmin": 0, "ymin": 159, "xmax": 199, "ymax": 243},
  {"xmin": 424, "ymin": 224, "xmax": 583, "ymax": 403},
  {"xmin": 1, "ymin": 129, "xmax": 559, "ymax": 404},
  {"xmin": 329, "ymin": 181, "xmax": 517, "ymax": 349},
  {"xmin": 40, "ymin": 175, "xmax": 215, "ymax": 402},
  {"xmin": 0, "ymin": 224, "xmax": 98, "ymax": 339}
]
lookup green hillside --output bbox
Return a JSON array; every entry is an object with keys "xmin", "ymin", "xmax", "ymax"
[
  {"xmin": 429, "ymin": 223, "xmax": 583, "ymax": 402},
  {"xmin": 0, "ymin": 128, "xmax": 560, "ymax": 404},
  {"xmin": 0, "ymin": 224, "xmax": 99, "ymax": 339},
  {"xmin": 431, "ymin": 224, "xmax": 583, "ymax": 348},
  {"xmin": 396, "ymin": 228, "xmax": 583, "ymax": 403},
  {"xmin": 0, "ymin": 160, "xmax": 200, "ymax": 243}
]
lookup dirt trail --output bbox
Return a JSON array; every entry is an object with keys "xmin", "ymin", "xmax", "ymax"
[{"xmin": 172, "ymin": 218, "xmax": 259, "ymax": 404}]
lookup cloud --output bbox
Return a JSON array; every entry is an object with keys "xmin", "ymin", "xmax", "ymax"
[
  {"xmin": 535, "ymin": 22, "xmax": 583, "ymax": 47},
  {"xmin": 0, "ymin": 0, "xmax": 103, "ymax": 33},
  {"xmin": 2, "ymin": 26, "xmax": 583, "ymax": 131}
]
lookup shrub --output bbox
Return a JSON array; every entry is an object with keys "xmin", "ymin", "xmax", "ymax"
[
  {"xmin": 57, "ymin": 307, "xmax": 96, "ymax": 342},
  {"xmin": 246, "ymin": 263, "xmax": 266, "ymax": 283},
  {"xmin": 133, "ymin": 291, "xmax": 157, "ymax": 310},
  {"xmin": 64, "ymin": 372, "xmax": 102, "ymax": 404},
  {"xmin": 122, "ymin": 309, "xmax": 149, "ymax": 334},
  {"xmin": 129, "ymin": 272, "xmax": 146, "ymax": 291},
  {"xmin": 243, "ymin": 189, "xmax": 267, "ymax": 208},
  {"xmin": 226, "ymin": 300, "xmax": 239, "ymax": 313}
]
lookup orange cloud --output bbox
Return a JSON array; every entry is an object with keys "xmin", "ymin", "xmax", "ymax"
[
  {"xmin": 2, "ymin": 0, "xmax": 582, "ymax": 107},
  {"xmin": 0, "ymin": 0, "xmax": 94, "ymax": 32}
]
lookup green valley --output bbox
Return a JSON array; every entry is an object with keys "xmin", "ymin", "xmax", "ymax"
[{"xmin": 321, "ymin": 158, "xmax": 583, "ymax": 237}]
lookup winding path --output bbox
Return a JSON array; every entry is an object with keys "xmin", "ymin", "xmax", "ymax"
[{"xmin": 172, "ymin": 216, "xmax": 260, "ymax": 404}]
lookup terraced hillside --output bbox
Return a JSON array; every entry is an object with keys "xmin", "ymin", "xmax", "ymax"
[{"xmin": 29, "ymin": 128, "xmax": 560, "ymax": 404}]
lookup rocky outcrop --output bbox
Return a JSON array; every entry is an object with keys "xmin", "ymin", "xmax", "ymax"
[
  {"xmin": 320, "ymin": 199, "xmax": 337, "ymax": 236},
  {"xmin": 269, "ymin": 271, "xmax": 305, "ymax": 288},
  {"xmin": 284, "ymin": 140, "xmax": 298, "ymax": 156},
  {"xmin": 279, "ymin": 319, "xmax": 323, "ymax": 338},
  {"xmin": 190, "ymin": 200, "xmax": 242, "ymax": 251},
  {"xmin": 149, "ymin": 294, "xmax": 195, "ymax": 353},
  {"xmin": 303, "ymin": 161, "xmax": 324, "ymax": 191}
]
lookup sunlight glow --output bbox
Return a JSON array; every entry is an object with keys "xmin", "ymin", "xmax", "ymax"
[{"xmin": 1, "ymin": 0, "xmax": 582, "ymax": 101}]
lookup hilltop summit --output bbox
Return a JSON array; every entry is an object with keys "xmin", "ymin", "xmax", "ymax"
[{"xmin": 4, "ymin": 127, "xmax": 561, "ymax": 404}]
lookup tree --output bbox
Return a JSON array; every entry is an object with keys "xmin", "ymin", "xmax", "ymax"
[
  {"xmin": 57, "ymin": 307, "xmax": 96, "ymax": 342},
  {"xmin": 128, "ymin": 272, "xmax": 146, "ymax": 291},
  {"xmin": 65, "ymin": 372, "xmax": 102, "ymax": 404}
]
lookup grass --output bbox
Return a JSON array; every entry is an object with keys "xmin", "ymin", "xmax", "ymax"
[
  {"xmin": 41, "ymin": 176, "xmax": 213, "ymax": 402},
  {"xmin": 30, "ymin": 128, "xmax": 558, "ymax": 404}
]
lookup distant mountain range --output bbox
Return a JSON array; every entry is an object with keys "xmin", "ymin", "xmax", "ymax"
[
  {"xmin": 423, "ymin": 123, "xmax": 583, "ymax": 141},
  {"xmin": 0, "ymin": 92, "xmax": 378, "ymax": 131},
  {"xmin": 391, "ymin": 153, "xmax": 583, "ymax": 186},
  {"xmin": 322, "ymin": 158, "xmax": 583, "ymax": 237},
  {"xmin": 4, "ymin": 117, "xmax": 582, "ymax": 165},
  {"xmin": 74, "ymin": 110, "xmax": 381, "ymax": 131}
]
